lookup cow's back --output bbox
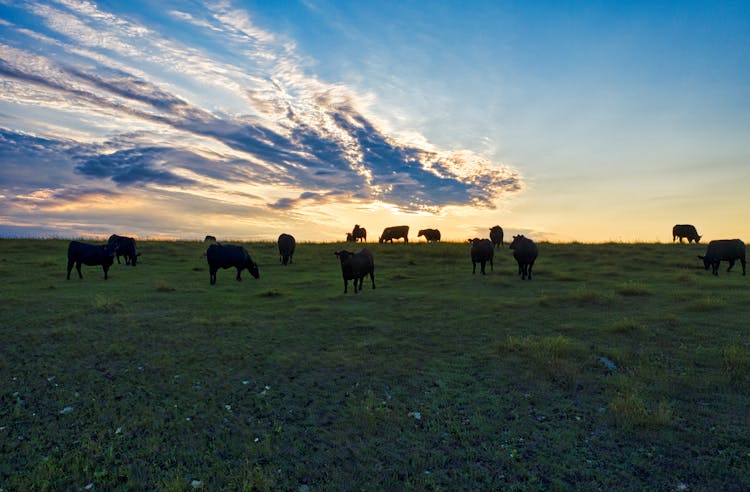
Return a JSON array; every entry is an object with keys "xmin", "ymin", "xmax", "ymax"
[{"xmin": 207, "ymin": 244, "xmax": 247, "ymax": 267}]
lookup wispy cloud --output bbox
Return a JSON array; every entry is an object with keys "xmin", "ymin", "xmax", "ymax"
[{"xmin": 0, "ymin": 0, "xmax": 522, "ymax": 238}]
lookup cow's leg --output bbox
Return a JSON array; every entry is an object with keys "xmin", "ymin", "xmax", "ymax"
[
  {"xmin": 490, "ymin": 257, "xmax": 494, "ymax": 271},
  {"xmin": 103, "ymin": 265, "xmax": 109, "ymax": 280},
  {"xmin": 480, "ymin": 260, "xmax": 486, "ymax": 275},
  {"xmin": 370, "ymin": 270, "xmax": 376, "ymax": 290},
  {"xmin": 343, "ymin": 278, "xmax": 349, "ymax": 293},
  {"xmin": 528, "ymin": 261, "xmax": 534, "ymax": 280},
  {"xmin": 727, "ymin": 259, "xmax": 735, "ymax": 272},
  {"xmin": 235, "ymin": 267, "xmax": 243, "ymax": 281},
  {"xmin": 76, "ymin": 261, "xmax": 83, "ymax": 279},
  {"xmin": 67, "ymin": 259, "xmax": 74, "ymax": 280},
  {"xmin": 741, "ymin": 258, "xmax": 746, "ymax": 275},
  {"xmin": 472, "ymin": 261, "xmax": 476, "ymax": 274},
  {"xmin": 210, "ymin": 267, "xmax": 217, "ymax": 285}
]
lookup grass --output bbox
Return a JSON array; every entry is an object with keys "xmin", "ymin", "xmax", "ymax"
[{"xmin": 0, "ymin": 239, "xmax": 749, "ymax": 490}]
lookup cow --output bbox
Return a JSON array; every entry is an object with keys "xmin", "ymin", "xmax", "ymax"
[
  {"xmin": 672, "ymin": 224, "xmax": 701, "ymax": 244},
  {"xmin": 469, "ymin": 238, "xmax": 493, "ymax": 275},
  {"xmin": 206, "ymin": 243, "xmax": 260, "ymax": 285},
  {"xmin": 698, "ymin": 239, "xmax": 746, "ymax": 276},
  {"xmin": 351, "ymin": 225, "xmax": 367, "ymax": 242},
  {"xmin": 108, "ymin": 234, "xmax": 139, "ymax": 266},
  {"xmin": 379, "ymin": 225, "xmax": 409, "ymax": 244},
  {"xmin": 418, "ymin": 228, "xmax": 441, "ymax": 242},
  {"xmin": 509, "ymin": 235, "xmax": 538, "ymax": 280},
  {"xmin": 204, "ymin": 235, "xmax": 217, "ymax": 242},
  {"xmin": 346, "ymin": 233, "xmax": 356, "ymax": 242},
  {"xmin": 66, "ymin": 240, "xmax": 117, "ymax": 280},
  {"xmin": 278, "ymin": 233, "xmax": 296, "ymax": 266},
  {"xmin": 490, "ymin": 225, "xmax": 504, "ymax": 248},
  {"xmin": 334, "ymin": 249, "xmax": 375, "ymax": 294}
]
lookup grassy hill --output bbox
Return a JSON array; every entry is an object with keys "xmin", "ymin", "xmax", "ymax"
[{"xmin": 1, "ymin": 239, "xmax": 748, "ymax": 490}]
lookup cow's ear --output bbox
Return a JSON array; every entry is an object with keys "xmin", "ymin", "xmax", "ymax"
[{"xmin": 697, "ymin": 255, "xmax": 704, "ymax": 259}]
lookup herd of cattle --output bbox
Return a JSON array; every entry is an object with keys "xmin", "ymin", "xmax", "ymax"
[{"xmin": 64, "ymin": 224, "xmax": 746, "ymax": 292}]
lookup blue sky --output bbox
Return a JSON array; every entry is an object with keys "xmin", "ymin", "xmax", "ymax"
[{"xmin": 1, "ymin": 1, "xmax": 748, "ymax": 242}]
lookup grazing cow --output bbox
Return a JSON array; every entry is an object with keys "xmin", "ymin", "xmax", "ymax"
[
  {"xmin": 418, "ymin": 228, "xmax": 441, "ymax": 242},
  {"xmin": 351, "ymin": 225, "xmax": 367, "ymax": 242},
  {"xmin": 489, "ymin": 225, "xmax": 504, "ymax": 248},
  {"xmin": 206, "ymin": 243, "xmax": 260, "ymax": 285},
  {"xmin": 108, "ymin": 234, "xmax": 139, "ymax": 266},
  {"xmin": 346, "ymin": 233, "xmax": 356, "ymax": 242},
  {"xmin": 672, "ymin": 224, "xmax": 701, "ymax": 244},
  {"xmin": 334, "ymin": 249, "xmax": 375, "ymax": 294},
  {"xmin": 698, "ymin": 239, "xmax": 746, "ymax": 276},
  {"xmin": 469, "ymin": 238, "xmax": 494, "ymax": 275},
  {"xmin": 204, "ymin": 235, "xmax": 217, "ymax": 242},
  {"xmin": 278, "ymin": 233, "xmax": 296, "ymax": 266},
  {"xmin": 379, "ymin": 225, "xmax": 409, "ymax": 244},
  {"xmin": 67, "ymin": 240, "xmax": 116, "ymax": 280},
  {"xmin": 509, "ymin": 235, "xmax": 538, "ymax": 280}
]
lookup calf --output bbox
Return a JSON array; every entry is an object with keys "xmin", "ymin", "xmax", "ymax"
[
  {"xmin": 698, "ymin": 239, "xmax": 746, "ymax": 276},
  {"xmin": 489, "ymin": 225, "xmax": 504, "ymax": 248},
  {"xmin": 206, "ymin": 244, "xmax": 260, "ymax": 285},
  {"xmin": 67, "ymin": 240, "xmax": 116, "ymax": 280},
  {"xmin": 334, "ymin": 249, "xmax": 375, "ymax": 294},
  {"xmin": 509, "ymin": 235, "xmax": 538, "ymax": 280},
  {"xmin": 418, "ymin": 228, "xmax": 441, "ymax": 242},
  {"xmin": 469, "ymin": 238, "xmax": 493, "ymax": 275},
  {"xmin": 108, "ymin": 234, "xmax": 139, "ymax": 266},
  {"xmin": 278, "ymin": 233, "xmax": 296, "ymax": 266}
]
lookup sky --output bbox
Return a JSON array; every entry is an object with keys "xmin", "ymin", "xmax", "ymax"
[{"xmin": 1, "ymin": 0, "xmax": 748, "ymax": 243}]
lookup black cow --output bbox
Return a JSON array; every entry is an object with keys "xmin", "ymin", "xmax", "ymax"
[
  {"xmin": 278, "ymin": 233, "xmax": 296, "ymax": 266},
  {"xmin": 379, "ymin": 225, "xmax": 409, "ymax": 244},
  {"xmin": 334, "ymin": 249, "xmax": 375, "ymax": 294},
  {"xmin": 698, "ymin": 239, "xmax": 746, "ymax": 276},
  {"xmin": 351, "ymin": 225, "xmax": 367, "ymax": 242},
  {"xmin": 67, "ymin": 240, "xmax": 116, "ymax": 280},
  {"xmin": 469, "ymin": 238, "xmax": 493, "ymax": 275},
  {"xmin": 672, "ymin": 224, "xmax": 701, "ymax": 243},
  {"xmin": 204, "ymin": 235, "xmax": 217, "ymax": 242},
  {"xmin": 108, "ymin": 234, "xmax": 139, "ymax": 266},
  {"xmin": 346, "ymin": 233, "xmax": 356, "ymax": 242},
  {"xmin": 509, "ymin": 235, "xmax": 538, "ymax": 280},
  {"xmin": 418, "ymin": 228, "xmax": 441, "ymax": 242},
  {"xmin": 206, "ymin": 244, "xmax": 260, "ymax": 285},
  {"xmin": 490, "ymin": 225, "xmax": 504, "ymax": 248}
]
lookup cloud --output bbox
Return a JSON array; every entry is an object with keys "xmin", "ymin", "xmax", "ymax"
[{"xmin": 0, "ymin": 1, "xmax": 523, "ymax": 238}]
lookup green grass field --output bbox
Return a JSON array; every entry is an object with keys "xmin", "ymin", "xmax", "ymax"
[{"xmin": 1, "ymin": 239, "xmax": 748, "ymax": 490}]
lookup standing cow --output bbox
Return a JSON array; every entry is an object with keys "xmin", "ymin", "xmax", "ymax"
[
  {"xmin": 379, "ymin": 225, "xmax": 409, "ymax": 244},
  {"xmin": 278, "ymin": 233, "xmax": 296, "ymax": 266},
  {"xmin": 418, "ymin": 229, "xmax": 441, "ymax": 242},
  {"xmin": 108, "ymin": 234, "xmax": 139, "ymax": 266},
  {"xmin": 206, "ymin": 243, "xmax": 260, "ymax": 285},
  {"xmin": 489, "ymin": 225, "xmax": 504, "ymax": 248},
  {"xmin": 469, "ymin": 238, "xmax": 494, "ymax": 275},
  {"xmin": 672, "ymin": 224, "xmax": 701, "ymax": 244},
  {"xmin": 67, "ymin": 241, "xmax": 117, "ymax": 280},
  {"xmin": 698, "ymin": 239, "xmax": 746, "ymax": 276},
  {"xmin": 509, "ymin": 235, "xmax": 538, "ymax": 280},
  {"xmin": 351, "ymin": 225, "xmax": 367, "ymax": 243},
  {"xmin": 334, "ymin": 249, "xmax": 375, "ymax": 294}
]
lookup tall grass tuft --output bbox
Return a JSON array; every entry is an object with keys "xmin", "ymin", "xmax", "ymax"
[
  {"xmin": 610, "ymin": 317, "xmax": 646, "ymax": 334},
  {"xmin": 610, "ymin": 390, "xmax": 674, "ymax": 430},
  {"xmin": 91, "ymin": 294, "xmax": 124, "ymax": 313},
  {"xmin": 723, "ymin": 341, "xmax": 750, "ymax": 382},
  {"xmin": 616, "ymin": 281, "xmax": 649, "ymax": 296},
  {"xmin": 689, "ymin": 296, "xmax": 727, "ymax": 312}
]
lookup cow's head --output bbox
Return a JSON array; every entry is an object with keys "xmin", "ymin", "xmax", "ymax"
[
  {"xmin": 696, "ymin": 235, "xmax": 702, "ymax": 243},
  {"xmin": 509, "ymin": 235, "xmax": 525, "ymax": 250},
  {"xmin": 334, "ymin": 250, "xmax": 354, "ymax": 265},
  {"xmin": 697, "ymin": 254, "xmax": 713, "ymax": 271},
  {"xmin": 346, "ymin": 233, "xmax": 355, "ymax": 242},
  {"xmin": 104, "ymin": 242, "xmax": 117, "ymax": 257},
  {"xmin": 246, "ymin": 258, "xmax": 260, "ymax": 279}
]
